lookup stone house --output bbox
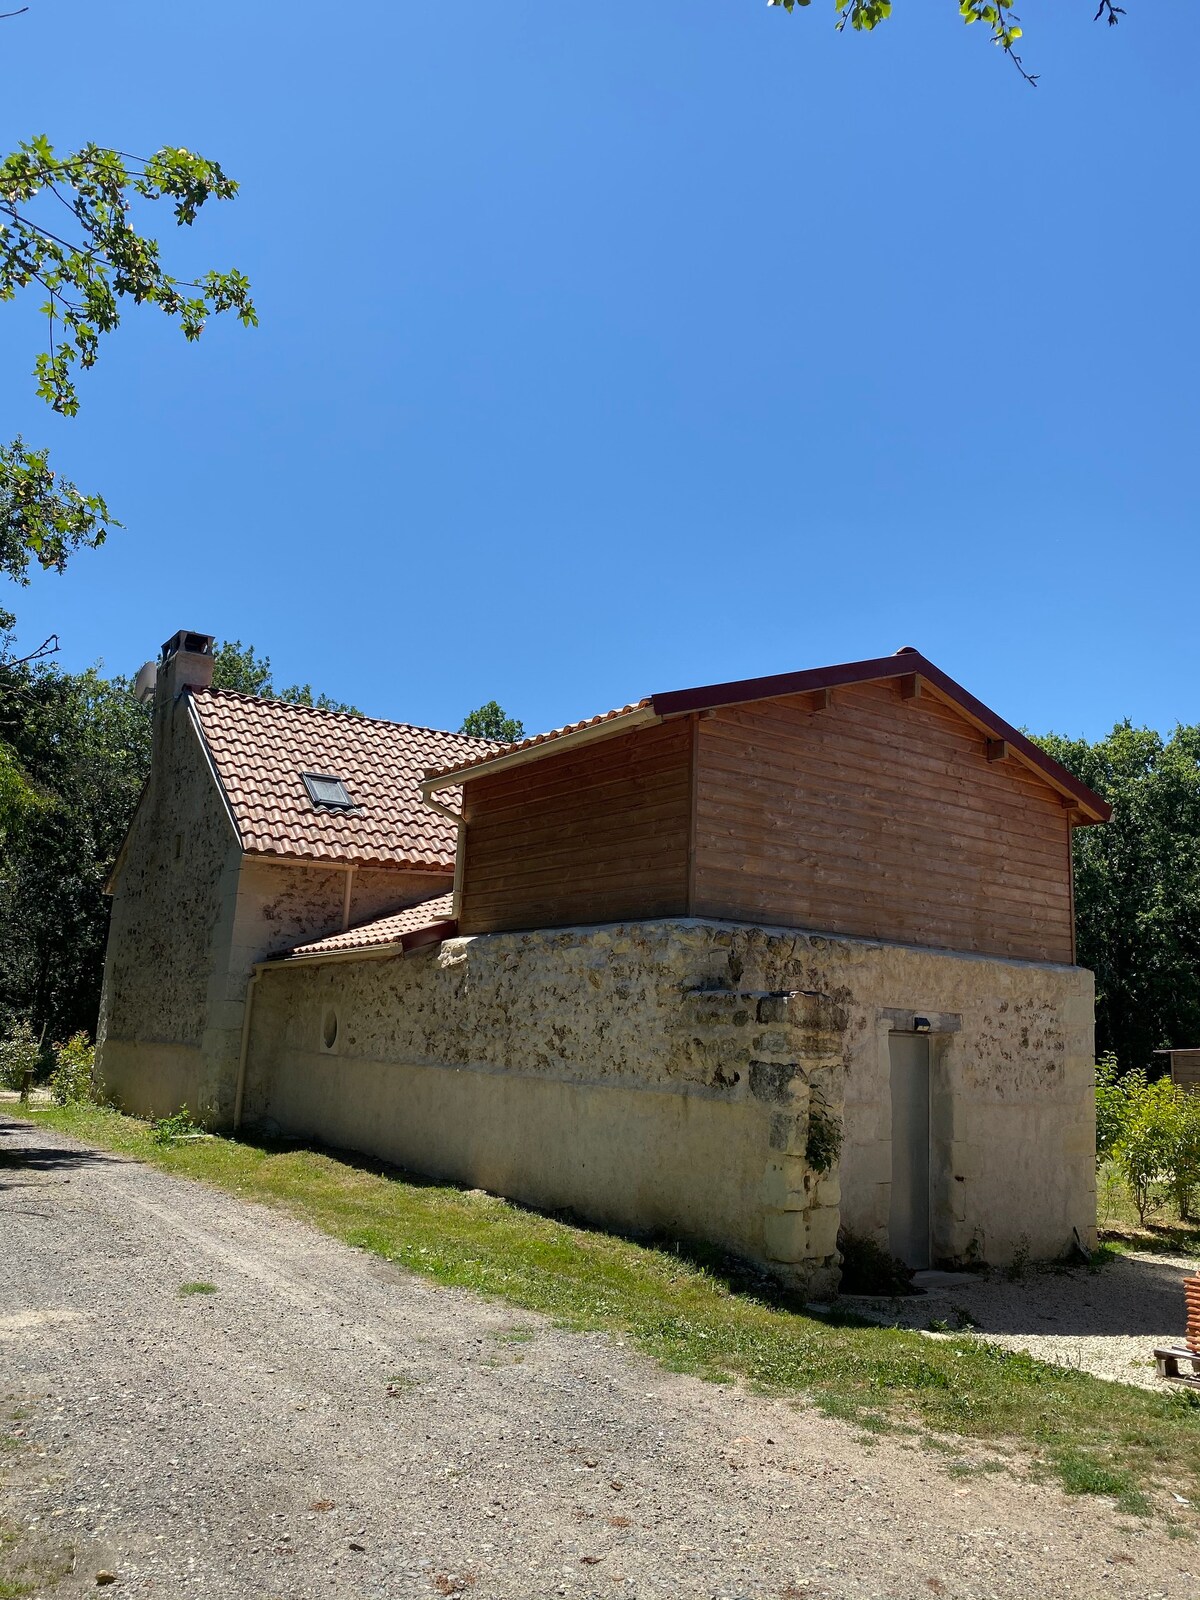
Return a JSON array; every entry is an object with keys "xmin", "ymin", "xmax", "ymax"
[
  {"xmin": 98, "ymin": 633, "xmax": 1110, "ymax": 1293},
  {"xmin": 97, "ymin": 631, "xmax": 488, "ymax": 1124}
]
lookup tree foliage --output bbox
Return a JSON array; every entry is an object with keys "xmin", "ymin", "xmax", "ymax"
[
  {"xmin": 1096, "ymin": 1059, "xmax": 1200, "ymax": 1223},
  {"xmin": 0, "ymin": 437, "xmax": 115, "ymax": 612},
  {"xmin": 768, "ymin": 0, "xmax": 1126, "ymax": 85},
  {"xmin": 212, "ymin": 639, "xmax": 362, "ymax": 715},
  {"xmin": 1, "ymin": 137, "xmax": 256, "ymax": 419},
  {"xmin": 1038, "ymin": 722, "xmax": 1200, "ymax": 1072},
  {"xmin": 459, "ymin": 701, "xmax": 525, "ymax": 743},
  {"xmin": 0, "ymin": 132, "xmax": 254, "ymax": 634},
  {"xmin": 0, "ymin": 659, "xmax": 151, "ymax": 1043}
]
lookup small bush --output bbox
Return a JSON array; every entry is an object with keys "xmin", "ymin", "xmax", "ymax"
[
  {"xmin": 151, "ymin": 1105, "xmax": 203, "ymax": 1145},
  {"xmin": 0, "ymin": 1018, "xmax": 41, "ymax": 1090},
  {"xmin": 1094, "ymin": 1053, "xmax": 1128, "ymax": 1166},
  {"xmin": 48, "ymin": 1032, "xmax": 96, "ymax": 1105},
  {"xmin": 1167, "ymin": 1094, "xmax": 1200, "ymax": 1222},
  {"xmin": 837, "ymin": 1229, "xmax": 917, "ymax": 1296},
  {"xmin": 1099, "ymin": 1059, "xmax": 1200, "ymax": 1223}
]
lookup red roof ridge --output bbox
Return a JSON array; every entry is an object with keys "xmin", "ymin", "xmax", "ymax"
[{"xmin": 420, "ymin": 652, "xmax": 1110, "ymax": 824}]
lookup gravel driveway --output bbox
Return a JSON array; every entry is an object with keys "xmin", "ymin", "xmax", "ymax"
[{"xmin": 2, "ymin": 1115, "xmax": 1197, "ymax": 1600}]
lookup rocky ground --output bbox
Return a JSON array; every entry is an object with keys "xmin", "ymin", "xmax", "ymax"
[{"xmin": 2, "ymin": 1114, "xmax": 1197, "ymax": 1600}]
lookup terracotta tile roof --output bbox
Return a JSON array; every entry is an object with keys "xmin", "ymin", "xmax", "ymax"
[
  {"xmin": 189, "ymin": 690, "xmax": 492, "ymax": 869},
  {"xmin": 283, "ymin": 894, "xmax": 456, "ymax": 959},
  {"xmin": 425, "ymin": 700, "xmax": 652, "ymax": 781}
]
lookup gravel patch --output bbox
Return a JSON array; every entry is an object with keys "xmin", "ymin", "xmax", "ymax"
[
  {"xmin": 845, "ymin": 1254, "xmax": 1198, "ymax": 1390},
  {"xmin": 2, "ymin": 1114, "xmax": 1199, "ymax": 1599}
]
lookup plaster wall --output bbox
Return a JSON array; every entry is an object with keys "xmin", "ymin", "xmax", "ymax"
[{"xmin": 243, "ymin": 918, "xmax": 1095, "ymax": 1285}]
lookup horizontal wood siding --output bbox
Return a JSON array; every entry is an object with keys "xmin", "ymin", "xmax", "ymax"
[
  {"xmin": 1170, "ymin": 1051, "xmax": 1200, "ymax": 1092},
  {"xmin": 458, "ymin": 719, "xmax": 693, "ymax": 934},
  {"xmin": 691, "ymin": 683, "xmax": 1075, "ymax": 963}
]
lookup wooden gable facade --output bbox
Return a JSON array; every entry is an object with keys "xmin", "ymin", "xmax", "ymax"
[{"xmin": 432, "ymin": 653, "xmax": 1109, "ymax": 966}]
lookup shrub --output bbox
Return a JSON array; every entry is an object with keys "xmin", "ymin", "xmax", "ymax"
[
  {"xmin": 1094, "ymin": 1053, "xmax": 1129, "ymax": 1167},
  {"xmin": 1102, "ymin": 1063, "xmax": 1200, "ymax": 1224},
  {"xmin": 1115, "ymin": 1075, "xmax": 1179, "ymax": 1224},
  {"xmin": 151, "ymin": 1105, "xmax": 203, "ymax": 1145},
  {"xmin": 837, "ymin": 1230, "xmax": 917, "ymax": 1296},
  {"xmin": 48, "ymin": 1031, "xmax": 96, "ymax": 1105},
  {"xmin": 1166, "ymin": 1093, "xmax": 1200, "ymax": 1222},
  {"xmin": 0, "ymin": 1018, "xmax": 42, "ymax": 1090}
]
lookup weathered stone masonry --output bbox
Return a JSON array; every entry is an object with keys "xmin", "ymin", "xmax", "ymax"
[{"xmin": 242, "ymin": 917, "xmax": 1095, "ymax": 1289}]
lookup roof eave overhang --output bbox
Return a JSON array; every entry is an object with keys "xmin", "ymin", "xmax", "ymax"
[
  {"xmin": 420, "ymin": 705, "xmax": 662, "ymax": 797},
  {"xmin": 269, "ymin": 918, "xmax": 457, "ymax": 968},
  {"xmin": 240, "ymin": 846, "xmax": 456, "ymax": 873},
  {"xmin": 651, "ymin": 653, "xmax": 1111, "ymax": 825}
]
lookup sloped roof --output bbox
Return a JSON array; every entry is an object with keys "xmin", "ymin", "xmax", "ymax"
[
  {"xmin": 423, "ymin": 650, "xmax": 1110, "ymax": 824},
  {"xmin": 190, "ymin": 690, "xmax": 491, "ymax": 869},
  {"xmin": 282, "ymin": 894, "xmax": 456, "ymax": 960},
  {"xmin": 425, "ymin": 699, "xmax": 653, "ymax": 779}
]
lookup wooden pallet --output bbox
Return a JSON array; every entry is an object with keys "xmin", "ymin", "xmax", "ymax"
[{"xmin": 1153, "ymin": 1346, "xmax": 1200, "ymax": 1390}]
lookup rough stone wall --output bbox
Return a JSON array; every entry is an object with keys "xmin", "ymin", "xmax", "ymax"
[
  {"xmin": 97, "ymin": 693, "xmax": 453, "ymax": 1125},
  {"xmin": 245, "ymin": 922, "xmax": 847, "ymax": 1291},
  {"xmin": 96, "ymin": 707, "xmax": 242, "ymax": 1120},
  {"xmin": 231, "ymin": 862, "xmax": 448, "ymax": 969},
  {"xmin": 243, "ymin": 918, "xmax": 1095, "ymax": 1286}
]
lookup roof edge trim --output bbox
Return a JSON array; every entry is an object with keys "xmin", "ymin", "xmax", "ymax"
[
  {"xmin": 270, "ymin": 917, "xmax": 457, "ymax": 966},
  {"xmin": 186, "ymin": 693, "xmax": 246, "ymax": 847},
  {"xmin": 650, "ymin": 653, "xmax": 1111, "ymax": 824},
  {"xmin": 239, "ymin": 847, "xmax": 452, "ymax": 872},
  {"xmin": 422, "ymin": 706, "xmax": 662, "ymax": 794}
]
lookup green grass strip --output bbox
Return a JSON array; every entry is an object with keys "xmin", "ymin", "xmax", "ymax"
[{"xmin": 13, "ymin": 1103, "xmax": 1200, "ymax": 1517}]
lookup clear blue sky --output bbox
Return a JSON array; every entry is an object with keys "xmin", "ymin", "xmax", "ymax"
[{"xmin": 4, "ymin": 1, "xmax": 1196, "ymax": 740}]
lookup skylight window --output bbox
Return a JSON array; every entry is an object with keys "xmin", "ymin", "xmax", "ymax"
[{"xmin": 302, "ymin": 772, "xmax": 356, "ymax": 810}]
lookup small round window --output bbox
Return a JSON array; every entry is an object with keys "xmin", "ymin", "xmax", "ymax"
[{"xmin": 321, "ymin": 1008, "xmax": 339, "ymax": 1051}]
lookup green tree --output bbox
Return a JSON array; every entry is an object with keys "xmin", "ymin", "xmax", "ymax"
[
  {"xmin": 0, "ymin": 659, "xmax": 151, "ymax": 1042},
  {"xmin": 459, "ymin": 702, "xmax": 525, "ymax": 742},
  {"xmin": 211, "ymin": 639, "xmax": 273, "ymax": 697},
  {"xmin": 212, "ymin": 639, "xmax": 362, "ymax": 715},
  {"xmin": 1037, "ymin": 722, "xmax": 1200, "ymax": 1072}
]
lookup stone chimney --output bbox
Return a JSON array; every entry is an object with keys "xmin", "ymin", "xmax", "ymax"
[
  {"xmin": 150, "ymin": 630, "xmax": 215, "ymax": 768},
  {"xmin": 158, "ymin": 629, "xmax": 216, "ymax": 701}
]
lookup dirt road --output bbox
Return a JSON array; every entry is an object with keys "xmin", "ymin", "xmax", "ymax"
[{"xmin": 1, "ymin": 1115, "xmax": 1195, "ymax": 1599}]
